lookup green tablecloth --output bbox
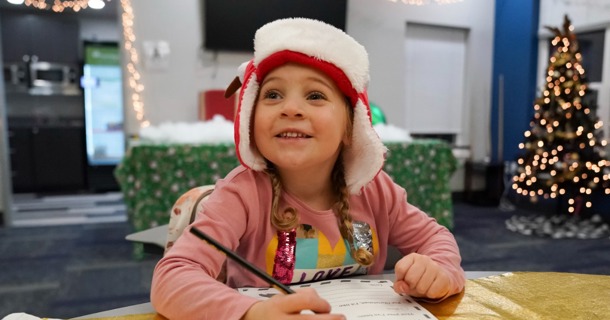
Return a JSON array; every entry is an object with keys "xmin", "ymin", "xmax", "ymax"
[{"xmin": 115, "ymin": 139, "xmax": 457, "ymax": 235}]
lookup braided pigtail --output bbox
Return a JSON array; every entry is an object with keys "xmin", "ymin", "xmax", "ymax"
[
  {"xmin": 332, "ymin": 159, "xmax": 374, "ymax": 267},
  {"xmin": 266, "ymin": 165, "xmax": 299, "ymax": 231}
]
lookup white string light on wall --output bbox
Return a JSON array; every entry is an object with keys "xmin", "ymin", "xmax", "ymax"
[
  {"xmin": 120, "ymin": 0, "xmax": 149, "ymax": 128},
  {"xmin": 6, "ymin": 0, "xmax": 109, "ymax": 12}
]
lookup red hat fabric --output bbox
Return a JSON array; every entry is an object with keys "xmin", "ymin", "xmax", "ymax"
[{"xmin": 233, "ymin": 18, "xmax": 386, "ymax": 194}]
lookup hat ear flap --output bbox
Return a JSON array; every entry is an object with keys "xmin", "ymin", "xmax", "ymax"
[
  {"xmin": 343, "ymin": 99, "xmax": 387, "ymax": 194},
  {"xmin": 234, "ymin": 72, "xmax": 267, "ymax": 171}
]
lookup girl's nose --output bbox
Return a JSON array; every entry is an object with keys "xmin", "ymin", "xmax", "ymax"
[{"xmin": 280, "ymin": 98, "xmax": 304, "ymax": 118}]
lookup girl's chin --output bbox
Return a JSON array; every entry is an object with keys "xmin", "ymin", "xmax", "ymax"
[{"xmin": 268, "ymin": 159, "xmax": 307, "ymax": 169}]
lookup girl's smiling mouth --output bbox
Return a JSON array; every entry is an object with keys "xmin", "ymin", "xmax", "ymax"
[{"xmin": 277, "ymin": 131, "xmax": 312, "ymax": 138}]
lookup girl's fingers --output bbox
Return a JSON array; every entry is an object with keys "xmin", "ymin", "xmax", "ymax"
[
  {"xmin": 280, "ymin": 288, "xmax": 333, "ymax": 314},
  {"xmin": 394, "ymin": 254, "xmax": 415, "ymax": 283},
  {"xmin": 426, "ymin": 272, "xmax": 451, "ymax": 299},
  {"xmin": 244, "ymin": 288, "xmax": 346, "ymax": 319},
  {"xmin": 402, "ymin": 257, "xmax": 426, "ymax": 287},
  {"xmin": 394, "ymin": 253, "xmax": 451, "ymax": 299},
  {"xmin": 412, "ymin": 267, "xmax": 436, "ymax": 295}
]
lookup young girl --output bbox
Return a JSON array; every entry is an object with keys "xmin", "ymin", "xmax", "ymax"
[{"xmin": 151, "ymin": 18, "xmax": 465, "ymax": 319}]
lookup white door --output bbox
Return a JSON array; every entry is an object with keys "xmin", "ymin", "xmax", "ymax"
[{"xmin": 404, "ymin": 23, "xmax": 468, "ymax": 138}]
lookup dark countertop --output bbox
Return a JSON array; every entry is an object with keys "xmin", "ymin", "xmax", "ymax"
[{"xmin": 8, "ymin": 116, "xmax": 84, "ymax": 128}]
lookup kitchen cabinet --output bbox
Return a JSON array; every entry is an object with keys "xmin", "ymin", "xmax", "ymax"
[
  {"xmin": 0, "ymin": 11, "xmax": 79, "ymax": 63},
  {"xmin": 8, "ymin": 126, "xmax": 86, "ymax": 192},
  {"xmin": 7, "ymin": 128, "xmax": 35, "ymax": 191}
]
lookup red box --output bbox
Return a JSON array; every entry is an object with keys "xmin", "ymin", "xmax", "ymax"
[{"xmin": 198, "ymin": 89, "xmax": 236, "ymax": 121}]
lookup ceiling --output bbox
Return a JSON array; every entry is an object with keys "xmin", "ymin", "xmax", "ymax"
[{"xmin": 0, "ymin": 0, "xmax": 118, "ymax": 19}]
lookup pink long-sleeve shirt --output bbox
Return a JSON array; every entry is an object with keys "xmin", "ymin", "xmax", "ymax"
[{"xmin": 151, "ymin": 166, "xmax": 464, "ymax": 319}]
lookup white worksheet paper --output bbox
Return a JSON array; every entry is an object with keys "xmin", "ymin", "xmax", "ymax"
[{"xmin": 239, "ymin": 279, "xmax": 437, "ymax": 320}]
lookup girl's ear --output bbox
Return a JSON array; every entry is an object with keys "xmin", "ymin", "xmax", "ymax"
[{"xmin": 342, "ymin": 130, "xmax": 351, "ymax": 146}]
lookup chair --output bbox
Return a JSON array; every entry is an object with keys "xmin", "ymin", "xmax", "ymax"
[{"xmin": 165, "ymin": 185, "xmax": 215, "ymax": 254}]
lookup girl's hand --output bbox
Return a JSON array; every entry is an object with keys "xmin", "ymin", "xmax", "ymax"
[
  {"xmin": 393, "ymin": 253, "xmax": 452, "ymax": 300},
  {"xmin": 242, "ymin": 288, "xmax": 346, "ymax": 320}
]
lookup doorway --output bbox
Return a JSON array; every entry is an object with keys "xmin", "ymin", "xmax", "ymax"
[
  {"xmin": 0, "ymin": 2, "xmax": 125, "ymax": 226},
  {"xmin": 404, "ymin": 22, "xmax": 469, "ymax": 141}
]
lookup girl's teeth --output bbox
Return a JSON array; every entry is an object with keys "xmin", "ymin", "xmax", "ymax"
[{"xmin": 281, "ymin": 132, "xmax": 306, "ymax": 138}]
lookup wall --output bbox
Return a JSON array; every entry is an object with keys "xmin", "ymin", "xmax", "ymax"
[
  {"xmin": 123, "ymin": 0, "xmax": 496, "ymax": 162},
  {"xmin": 347, "ymin": 0, "xmax": 495, "ymax": 161},
  {"xmin": 539, "ymin": 0, "xmax": 610, "ymax": 29},
  {"xmin": 124, "ymin": 0, "xmax": 250, "ymax": 135}
]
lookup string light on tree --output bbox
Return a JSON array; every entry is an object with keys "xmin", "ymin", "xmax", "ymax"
[{"xmin": 506, "ymin": 15, "xmax": 610, "ymax": 239}]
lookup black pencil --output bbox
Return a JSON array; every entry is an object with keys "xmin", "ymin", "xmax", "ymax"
[{"xmin": 189, "ymin": 226, "xmax": 295, "ymax": 294}]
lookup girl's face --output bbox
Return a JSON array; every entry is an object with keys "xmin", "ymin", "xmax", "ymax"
[{"xmin": 253, "ymin": 63, "xmax": 350, "ymax": 173}]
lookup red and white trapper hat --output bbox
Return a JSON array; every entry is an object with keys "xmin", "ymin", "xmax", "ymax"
[{"xmin": 227, "ymin": 18, "xmax": 387, "ymax": 194}]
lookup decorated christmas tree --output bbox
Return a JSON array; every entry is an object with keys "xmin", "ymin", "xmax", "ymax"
[{"xmin": 507, "ymin": 15, "xmax": 610, "ymax": 238}]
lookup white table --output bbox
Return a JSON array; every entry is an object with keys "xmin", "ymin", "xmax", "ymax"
[
  {"xmin": 76, "ymin": 271, "xmax": 506, "ymax": 318},
  {"xmin": 125, "ymin": 224, "xmax": 168, "ymax": 255}
]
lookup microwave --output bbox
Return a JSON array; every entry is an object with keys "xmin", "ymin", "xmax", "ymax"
[{"xmin": 28, "ymin": 61, "xmax": 80, "ymax": 95}]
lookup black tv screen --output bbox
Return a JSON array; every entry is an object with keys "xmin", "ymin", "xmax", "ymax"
[{"xmin": 203, "ymin": 0, "xmax": 348, "ymax": 52}]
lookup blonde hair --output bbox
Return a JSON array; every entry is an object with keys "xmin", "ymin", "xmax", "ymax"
[{"xmin": 265, "ymin": 101, "xmax": 374, "ymax": 267}]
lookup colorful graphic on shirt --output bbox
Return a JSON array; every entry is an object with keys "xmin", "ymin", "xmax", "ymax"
[{"xmin": 265, "ymin": 221, "xmax": 378, "ymax": 284}]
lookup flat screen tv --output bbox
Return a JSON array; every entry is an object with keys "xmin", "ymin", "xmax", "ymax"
[{"xmin": 203, "ymin": 0, "xmax": 348, "ymax": 52}]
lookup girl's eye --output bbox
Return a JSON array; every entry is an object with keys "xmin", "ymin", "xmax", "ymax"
[
  {"xmin": 262, "ymin": 90, "xmax": 281, "ymax": 100},
  {"xmin": 307, "ymin": 92, "xmax": 326, "ymax": 100}
]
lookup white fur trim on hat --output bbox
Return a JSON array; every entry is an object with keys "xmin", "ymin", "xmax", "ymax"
[
  {"xmin": 233, "ymin": 18, "xmax": 386, "ymax": 194},
  {"xmin": 343, "ymin": 99, "xmax": 386, "ymax": 194},
  {"xmin": 237, "ymin": 73, "xmax": 267, "ymax": 171},
  {"xmin": 254, "ymin": 18, "xmax": 369, "ymax": 93}
]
